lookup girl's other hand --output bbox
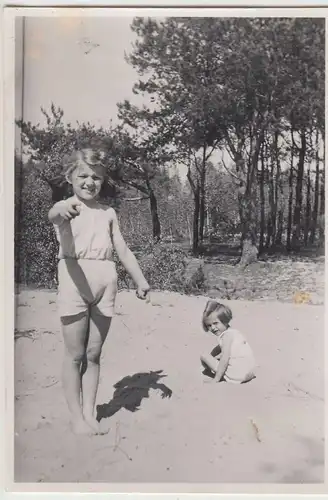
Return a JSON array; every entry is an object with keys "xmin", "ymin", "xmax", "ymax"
[{"xmin": 136, "ymin": 283, "xmax": 150, "ymax": 300}]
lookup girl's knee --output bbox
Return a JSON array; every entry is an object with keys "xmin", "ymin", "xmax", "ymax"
[
  {"xmin": 200, "ymin": 353, "xmax": 218, "ymax": 373},
  {"xmin": 86, "ymin": 344, "xmax": 102, "ymax": 364},
  {"xmin": 200, "ymin": 353, "xmax": 210, "ymax": 364},
  {"xmin": 65, "ymin": 349, "xmax": 85, "ymax": 365},
  {"xmin": 200, "ymin": 354, "xmax": 212, "ymax": 370},
  {"xmin": 200, "ymin": 360, "xmax": 208, "ymax": 370}
]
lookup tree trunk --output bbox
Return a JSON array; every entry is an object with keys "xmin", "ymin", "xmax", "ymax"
[
  {"xmin": 239, "ymin": 144, "xmax": 261, "ymax": 266},
  {"xmin": 274, "ymin": 131, "xmax": 284, "ymax": 247},
  {"xmin": 259, "ymin": 144, "xmax": 265, "ymax": 254},
  {"xmin": 286, "ymin": 128, "xmax": 295, "ymax": 251},
  {"xmin": 266, "ymin": 151, "xmax": 274, "ymax": 249},
  {"xmin": 303, "ymin": 167, "xmax": 312, "ymax": 246},
  {"xmin": 199, "ymin": 147, "xmax": 207, "ymax": 244},
  {"xmin": 193, "ymin": 183, "xmax": 200, "ymax": 255},
  {"xmin": 239, "ymin": 186, "xmax": 258, "ymax": 268},
  {"xmin": 187, "ymin": 162, "xmax": 202, "ymax": 255},
  {"xmin": 270, "ymin": 135, "xmax": 277, "ymax": 248},
  {"xmin": 199, "ymin": 186, "xmax": 205, "ymax": 243},
  {"xmin": 310, "ymin": 128, "xmax": 320, "ymax": 244},
  {"xmin": 205, "ymin": 204, "xmax": 210, "ymax": 236},
  {"xmin": 186, "ymin": 215, "xmax": 192, "ymax": 245},
  {"xmin": 227, "ymin": 115, "xmax": 266, "ymax": 267},
  {"xmin": 319, "ymin": 169, "xmax": 325, "ymax": 247},
  {"xmin": 291, "ymin": 128, "xmax": 306, "ymax": 251},
  {"xmin": 276, "ymin": 196, "xmax": 284, "ymax": 247},
  {"xmin": 286, "ymin": 162, "xmax": 294, "ymax": 251},
  {"xmin": 146, "ymin": 181, "xmax": 161, "ymax": 242}
]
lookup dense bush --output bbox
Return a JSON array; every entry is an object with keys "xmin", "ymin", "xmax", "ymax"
[
  {"xmin": 114, "ymin": 242, "xmax": 201, "ymax": 293},
  {"xmin": 15, "ymin": 161, "xmax": 58, "ymax": 287},
  {"xmin": 140, "ymin": 243, "xmax": 189, "ymax": 292}
]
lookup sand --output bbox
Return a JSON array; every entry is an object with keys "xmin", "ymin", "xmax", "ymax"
[{"xmin": 14, "ymin": 289, "xmax": 324, "ymax": 485}]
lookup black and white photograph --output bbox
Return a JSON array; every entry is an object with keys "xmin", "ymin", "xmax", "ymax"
[{"xmin": 8, "ymin": 7, "xmax": 326, "ymax": 489}]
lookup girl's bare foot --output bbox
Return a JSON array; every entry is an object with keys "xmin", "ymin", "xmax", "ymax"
[
  {"xmin": 71, "ymin": 418, "xmax": 98, "ymax": 435},
  {"xmin": 84, "ymin": 416, "xmax": 109, "ymax": 435}
]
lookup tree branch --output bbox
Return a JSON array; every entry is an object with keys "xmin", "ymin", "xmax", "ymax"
[
  {"xmin": 225, "ymin": 132, "xmax": 238, "ymax": 159},
  {"xmin": 120, "ymin": 178, "xmax": 149, "ymax": 195},
  {"xmin": 205, "ymin": 140, "xmax": 220, "ymax": 162},
  {"xmin": 123, "ymin": 196, "xmax": 150, "ymax": 201},
  {"xmin": 123, "ymin": 158, "xmax": 145, "ymax": 173},
  {"xmin": 187, "ymin": 166, "xmax": 197, "ymax": 194},
  {"xmin": 220, "ymin": 152, "xmax": 241, "ymax": 182}
]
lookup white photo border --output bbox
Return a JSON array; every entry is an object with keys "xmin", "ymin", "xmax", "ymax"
[{"xmin": 1, "ymin": 2, "xmax": 328, "ymax": 498}]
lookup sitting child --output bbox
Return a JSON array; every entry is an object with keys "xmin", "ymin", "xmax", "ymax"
[{"xmin": 200, "ymin": 300, "xmax": 255, "ymax": 384}]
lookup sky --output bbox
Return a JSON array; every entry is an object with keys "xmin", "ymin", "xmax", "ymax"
[
  {"xmin": 16, "ymin": 16, "xmax": 146, "ymax": 129},
  {"xmin": 16, "ymin": 16, "xmax": 236, "ymax": 178},
  {"xmin": 15, "ymin": 15, "xmax": 190, "ymax": 176}
]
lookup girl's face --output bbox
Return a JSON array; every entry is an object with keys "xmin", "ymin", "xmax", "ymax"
[
  {"xmin": 204, "ymin": 312, "xmax": 227, "ymax": 335},
  {"xmin": 67, "ymin": 162, "xmax": 104, "ymax": 201}
]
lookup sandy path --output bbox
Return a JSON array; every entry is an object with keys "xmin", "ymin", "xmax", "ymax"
[{"xmin": 14, "ymin": 289, "xmax": 324, "ymax": 484}]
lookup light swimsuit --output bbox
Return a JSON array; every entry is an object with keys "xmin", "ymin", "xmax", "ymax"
[
  {"xmin": 216, "ymin": 328, "xmax": 256, "ymax": 384},
  {"xmin": 53, "ymin": 202, "xmax": 117, "ymax": 317}
]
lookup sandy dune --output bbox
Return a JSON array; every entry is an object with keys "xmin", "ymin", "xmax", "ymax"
[{"xmin": 14, "ymin": 289, "xmax": 324, "ymax": 485}]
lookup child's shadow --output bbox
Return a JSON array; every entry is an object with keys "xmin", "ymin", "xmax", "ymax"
[{"xmin": 96, "ymin": 370, "xmax": 173, "ymax": 422}]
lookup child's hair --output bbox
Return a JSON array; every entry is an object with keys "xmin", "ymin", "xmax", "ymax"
[
  {"xmin": 46, "ymin": 147, "xmax": 118, "ymax": 203},
  {"xmin": 202, "ymin": 300, "xmax": 232, "ymax": 331},
  {"xmin": 63, "ymin": 148, "xmax": 106, "ymax": 179}
]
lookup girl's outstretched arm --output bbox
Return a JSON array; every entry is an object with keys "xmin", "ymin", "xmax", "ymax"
[
  {"xmin": 214, "ymin": 332, "xmax": 233, "ymax": 382},
  {"xmin": 48, "ymin": 197, "xmax": 81, "ymax": 224},
  {"xmin": 110, "ymin": 209, "xmax": 150, "ymax": 297}
]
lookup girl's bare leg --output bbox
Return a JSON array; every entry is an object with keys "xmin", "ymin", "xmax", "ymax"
[
  {"xmin": 200, "ymin": 353, "xmax": 220, "ymax": 374},
  {"xmin": 61, "ymin": 312, "xmax": 96, "ymax": 434},
  {"xmin": 82, "ymin": 310, "xmax": 111, "ymax": 433}
]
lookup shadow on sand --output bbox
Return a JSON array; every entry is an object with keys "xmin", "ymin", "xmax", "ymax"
[{"xmin": 96, "ymin": 370, "xmax": 173, "ymax": 421}]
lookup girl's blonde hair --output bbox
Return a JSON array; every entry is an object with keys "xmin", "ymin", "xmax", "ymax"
[
  {"xmin": 64, "ymin": 148, "xmax": 107, "ymax": 179},
  {"xmin": 202, "ymin": 300, "xmax": 232, "ymax": 331}
]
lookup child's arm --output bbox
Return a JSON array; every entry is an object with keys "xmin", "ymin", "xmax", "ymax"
[
  {"xmin": 110, "ymin": 209, "xmax": 150, "ymax": 298},
  {"xmin": 214, "ymin": 332, "xmax": 233, "ymax": 382},
  {"xmin": 48, "ymin": 197, "xmax": 81, "ymax": 224}
]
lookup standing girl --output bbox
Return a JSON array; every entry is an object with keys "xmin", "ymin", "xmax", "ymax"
[{"xmin": 48, "ymin": 148, "xmax": 150, "ymax": 435}]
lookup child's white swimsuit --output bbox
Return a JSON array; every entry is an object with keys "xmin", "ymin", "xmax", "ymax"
[
  {"xmin": 53, "ymin": 202, "xmax": 117, "ymax": 317},
  {"xmin": 217, "ymin": 328, "xmax": 255, "ymax": 383}
]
